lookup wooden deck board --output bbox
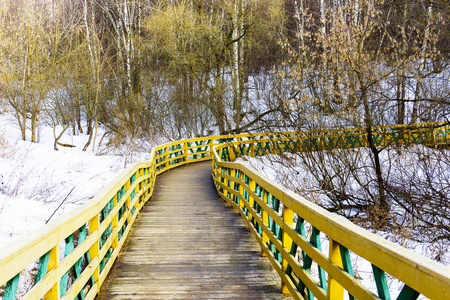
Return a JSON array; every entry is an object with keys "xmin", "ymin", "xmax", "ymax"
[{"xmin": 97, "ymin": 162, "xmax": 291, "ymax": 300}]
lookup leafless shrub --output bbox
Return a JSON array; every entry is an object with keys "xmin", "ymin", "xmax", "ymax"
[{"xmin": 251, "ymin": 144, "xmax": 450, "ymax": 263}]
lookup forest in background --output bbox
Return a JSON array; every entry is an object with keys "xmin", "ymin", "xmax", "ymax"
[
  {"xmin": 0, "ymin": 0, "xmax": 448, "ymax": 143},
  {"xmin": 0, "ymin": 0, "xmax": 449, "ymax": 255}
]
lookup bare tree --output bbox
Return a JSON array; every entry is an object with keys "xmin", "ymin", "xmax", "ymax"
[
  {"xmin": 276, "ymin": 0, "xmax": 448, "ymax": 228},
  {"xmin": 0, "ymin": 0, "xmax": 76, "ymax": 142}
]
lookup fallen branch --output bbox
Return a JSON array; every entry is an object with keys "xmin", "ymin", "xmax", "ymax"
[
  {"xmin": 57, "ymin": 142, "xmax": 76, "ymax": 148},
  {"xmin": 45, "ymin": 187, "xmax": 75, "ymax": 224}
]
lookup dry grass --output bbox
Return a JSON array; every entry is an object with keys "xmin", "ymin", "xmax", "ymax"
[{"xmin": 0, "ymin": 134, "xmax": 9, "ymax": 157}]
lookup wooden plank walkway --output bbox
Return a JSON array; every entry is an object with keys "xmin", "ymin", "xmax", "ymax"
[{"xmin": 97, "ymin": 162, "xmax": 291, "ymax": 300}]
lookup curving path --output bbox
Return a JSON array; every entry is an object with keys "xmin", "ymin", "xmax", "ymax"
[{"xmin": 97, "ymin": 162, "xmax": 291, "ymax": 299}]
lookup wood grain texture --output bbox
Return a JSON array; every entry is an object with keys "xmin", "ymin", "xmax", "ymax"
[{"xmin": 97, "ymin": 162, "xmax": 291, "ymax": 300}]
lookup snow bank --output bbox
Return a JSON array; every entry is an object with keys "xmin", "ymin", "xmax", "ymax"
[{"xmin": 0, "ymin": 111, "xmax": 150, "ymax": 249}]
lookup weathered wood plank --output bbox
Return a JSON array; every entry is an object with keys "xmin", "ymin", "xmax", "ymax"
[{"xmin": 97, "ymin": 162, "xmax": 291, "ymax": 300}]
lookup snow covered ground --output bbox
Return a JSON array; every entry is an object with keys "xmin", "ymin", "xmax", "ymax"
[
  {"xmin": 1, "ymin": 107, "xmax": 447, "ymax": 298},
  {"xmin": 236, "ymin": 152, "xmax": 449, "ymax": 299},
  {"xmin": 0, "ymin": 111, "xmax": 150, "ymax": 249}
]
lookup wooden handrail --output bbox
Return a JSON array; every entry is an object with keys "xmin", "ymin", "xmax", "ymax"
[
  {"xmin": 211, "ymin": 123, "xmax": 450, "ymax": 300},
  {"xmin": 0, "ymin": 121, "xmax": 449, "ymax": 300}
]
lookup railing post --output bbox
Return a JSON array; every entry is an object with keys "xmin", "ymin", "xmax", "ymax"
[
  {"xmin": 111, "ymin": 195, "xmax": 119, "ymax": 249},
  {"xmin": 164, "ymin": 146, "xmax": 169, "ymax": 167},
  {"xmin": 44, "ymin": 245, "xmax": 59, "ymax": 300},
  {"xmin": 230, "ymin": 168, "xmax": 236, "ymax": 205},
  {"xmin": 327, "ymin": 239, "xmax": 345, "ymax": 300},
  {"xmin": 261, "ymin": 190, "xmax": 269, "ymax": 257},
  {"xmin": 125, "ymin": 179, "xmax": 131, "ymax": 223},
  {"xmin": 239, "ymin": 171, "xmax": 245, "ymax": 210},
  {"xmin": 248, "ymin": 179, "xmax": 256, "ymax": 223},
  {"xmin": 282, "ymin": 203, "xmax": 293, "ymax": 295},
  {"xmin": 134, "ymin": 171, "xmax": 140, "ymax": 210},
  {"xmin": 184, "ymin": 142, "xmax": 188, "ymax": 162},
  {"xmin": 88, "ymin": 215, "xmax": 100, "ymax": 291}
]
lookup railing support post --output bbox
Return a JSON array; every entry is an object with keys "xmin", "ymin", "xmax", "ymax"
[
  {"xmin": 125, "ymin": 179, "xmax": 131, "ymax": 224},
  {"xmin": 111, "ymin": 195, "xmax": 119, "ymax": 249},
  {"xmin": 261, "ymin": 190, "xmax": 270, "ymax": 257},
  {"xmin": 282, "ymin": 204, "xmax": 293, "ymax": 295},
  {"xmin": 230, "ymin": 168, "xmax": 236, "ymax": 206},
  {"xmin": 327, "ymin": 239, "xmax": 345, "ymax": 300},
  {"xmin": 44, "ymin": 245, "xmax": 59, "ymax": 300},
  {"xmin": 239, "ymin": 171, "xmax": 245, "ymax": 210},
  {"xmin": 88, "ymin": 215, "xmax": 100, "ymax": 291},
  {"xmin": 248, "ymin": 179, "xmax": 256, "ymax": 223}
]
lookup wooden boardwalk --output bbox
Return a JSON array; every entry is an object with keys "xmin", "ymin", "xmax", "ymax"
[{"xmin": 97, "ymin": 162, "xmax": 290, "ymax": 300}]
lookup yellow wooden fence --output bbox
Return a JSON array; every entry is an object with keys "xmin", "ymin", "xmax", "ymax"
[{"xmin": 1, "ymin": 122, "xmax": 449, "ymax": 300}]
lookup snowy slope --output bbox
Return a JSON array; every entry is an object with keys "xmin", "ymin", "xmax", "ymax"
[
  {"xmin": 0, "ymin": 111, "xmax": 150, "ymax": 249},
  {"xmin": 236, "ymin": 154, "xmax": 449, "ymax": 299}
]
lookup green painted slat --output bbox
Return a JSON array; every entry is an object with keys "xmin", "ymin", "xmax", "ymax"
[
  {"xmin": 4, "ymin": 273, "xmax": 20, "ymax": 300},
  {"xmin": 60, "ymin": 234, "xmax": 75, "ymax": 297},
  {"xmin": 272, "ymin": 195, "xmax": 280, "ymax": 212},
  {"xmin": 296, "ymin": 219, "xmax": 314, "ymax": 300},
  {"xmin": 243, "ymin": 174, "xmax": 250, "ymax": 217},
  {"xmin": 269, "ymin": 193, "xmax": 282, "ymax": 262},
  {"xmin": 268, "ymin": 215, "xmax": 275, "ymax": 253},
  {"xmin": 36, "ymin": 250, "xmax": 50, "ymax": 283},
  {"xmin": 203, "ymin": 140, "xmax": 210, "ymax": 158},
  {"xmin": 73, "ymin": 225, "xmax": 88, "ymax": 300},
  {"xmin": 276, "ymin": 225, "xmax": 283, "ymax": 264},
  {"xmin": 339, "ymin": 245, "xmax": 354, "ymax": 276},
  {"xmin": 235, "ymin": 170, "xmax": 242, "ymax": 206},
  {"xmin": 219, "ymin": 167, "xmax": 226, "ymax": 194},
  {"xmin": 310, "ymin": 227, "xmax": 327, "ymax": 291},
  {"xmin": 117, "ymin": 186, "xmax": 125, "ymax": 201},
  {"xmin": 339, "ymin": 245, "xmax": 355, "ymax": 300},
  {"xmin": 254, "ymin": 184, "xmax": 263, "ymax": 235},
  {"xmin": 396, "ymin": 284, "xmax": 420, "ymax": 300},
  {"xmin": 264, "ymin": 141, "xmax": 272, "ymax": 153},
  {"xmin": 372, "ymin": 264, "xmax": 391, "ymax": 300},
  {"xmin": 267, "ymin": 193, "xmax": 276, "ymax": 255},
  {"xmin": 297, "ymin": 219, "xmax": 306, "ymax": 262},
  {"xmin": 373, "ymin": 133, "xmax": 385, "ymax": 146},
  {"xmin": 256, "ymin": 140, "xmax": 264, "ymax": 156},
  {"xmin": 286, "ymin": 219, "xmax": 302, "ymax": 276}
]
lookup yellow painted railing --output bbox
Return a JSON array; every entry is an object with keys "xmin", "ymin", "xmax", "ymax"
[
  {"xmin": 0, "ymin": 122, "xmax": 449, "ymax": 300},
  {"xmin": 0, "ymin": 136, "xmax": 226, "ymax": 300},
  {"xmin": 212, "ymin": 122, "xmax": 450, "ymax": 300}
]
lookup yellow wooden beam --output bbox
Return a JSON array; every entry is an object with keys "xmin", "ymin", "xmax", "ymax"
[{"xmin": 327, "ymin": 239, "xmax": 344, "ymax": 300}]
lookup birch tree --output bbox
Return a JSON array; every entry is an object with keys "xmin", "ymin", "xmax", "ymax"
[
  {"xmin": 0, "ymin": 0, "xmax": 74, "ymax": 142},
  {"xmin": 230, "ymin": 0, "xmax": 246, "ymax": 132},
  {"xmin": 95, "ymin": 0, "xmax": 143, "ymax": 130}
]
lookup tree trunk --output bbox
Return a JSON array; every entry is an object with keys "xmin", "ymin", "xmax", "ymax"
[
  {"xmin": 231, "ymin": 0, "xmax": 244, "ymax": 133},
  {"xmin": 83, "ymin": 123, "xmax": 93, "ymax": 151},
  {"xmin": 412, "ymin": 5, "xmax": 432, "ymax": 124},
  {"xmin": 362, "ymin": 88, "xmax": 388, "ymax": 221},
  {"xmin": 215, "ymin": 69, "xmax": 226, "ymax": 135},
  {"xmin": 20, "ymin": 109, "xmax": 26, "ymax": 141},
  {"xmin": 76, "ymin": 101, "xmax": 83, "ymax": 134},
  {"xmin": 86, "ymin": 117, "xmax": 92, "ymax": 136},
  {"xmin": 31, "ymin": 108, "xmax": 39, "ymax": 143},
  {"xmin": 294, "ymin": 0, "xmax": 305, "ymax": 49},
  {"xmin": 396, "ymin": 67, "xmax": 405, "ymax": 124},
  {"xmin": 397, "ymin": 1, "xmax": 407, "ymax": 125}
]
